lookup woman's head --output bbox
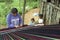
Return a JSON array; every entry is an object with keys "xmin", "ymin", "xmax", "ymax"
[{"xmin": 11, "ymin": 8, "xmax": 18, "ymax": 16}]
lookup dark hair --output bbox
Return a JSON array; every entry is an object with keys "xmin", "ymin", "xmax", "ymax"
[
  {"xmin": 39, "ymin": 14, "xmax": 43, "ymax": 18},
  {"xmin": 11, "ymin": 8, "xmax": 18, "ymax": 13},
  {"xmin": 31, "ymin": 18, "xmax": 35, "ymax": 21}
]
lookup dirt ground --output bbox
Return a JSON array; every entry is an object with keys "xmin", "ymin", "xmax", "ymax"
[
  {"xmin": 0, "ymin": 25, "xmax": 7, "ymax": 29},
  {"xmin": 24, "ymin": 8, "xmax": 40, "ymax": 25}
]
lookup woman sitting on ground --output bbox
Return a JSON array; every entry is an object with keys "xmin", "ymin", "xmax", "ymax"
[{"xmin": 6, "ymin": 8, "xmax": 22, "ymax": 28}]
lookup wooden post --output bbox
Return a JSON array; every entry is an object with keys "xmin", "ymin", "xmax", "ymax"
[
  {"xmin": 45, "ymin": 3, "xmax": 50, "ymax": 25},
  {"xmin": 59, "ymin": 18, "xmax": 60, "ymax": 24},
  {"xmin": 40, "ymin": 0, "xmax": 60, "ymax": 25},
  {"xmin": 22, "ymin": 0, "xmax": 26, "ymax": 26},
  {"xmin": 40, "ymin": 0, "xmax": 47, "ymax": 25},
  {"xmin": 39, "ymin": 0, "xmax": 43, "ymax": 14},
  {"xmin": 49, "ymin": 4, "xmax": 52, "ymax": 25}
]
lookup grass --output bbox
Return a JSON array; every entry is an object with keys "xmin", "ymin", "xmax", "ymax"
[{"xmin": 0, "ymin": 0, "xmax": 39, "ymax": 29}]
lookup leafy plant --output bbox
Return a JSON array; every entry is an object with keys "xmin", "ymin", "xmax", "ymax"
[{"xmin": 0, "ymin": 0, "xmax": 39, "ymax": 26}]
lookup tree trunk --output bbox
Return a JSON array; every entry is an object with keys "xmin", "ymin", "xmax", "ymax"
[{"xmin": 22, "ymin": 0, "xmax": 26, "ymax": 26}]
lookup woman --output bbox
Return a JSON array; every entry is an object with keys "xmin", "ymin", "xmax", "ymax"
[{"xmin": 6, "ymin": 8, "xmax": 22, "ymax": 28}]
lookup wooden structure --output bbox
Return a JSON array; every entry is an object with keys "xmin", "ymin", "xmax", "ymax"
[
  {"xmin": 0, "ymin": 0, "xmax": 60, "ymax": 40},
  {"xmin": 40, "ymin": 0, "xmax": 60, "ymax": 25},
  {"xmin": 23, "ymin": 0, "xmax": 60, "ymax": 25},
  {"xmin": 24, "ymin": 8, "xmax": 40, "ymax": 25},
  {"xmin": 0, "ymin": 24, "xmax": 60, "ymax": 40}
]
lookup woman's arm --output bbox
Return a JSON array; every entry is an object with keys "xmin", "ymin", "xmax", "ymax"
[
  {"xmin": 6, "ymin": 14, "xmax": 14, "ymax": 28},
  {"xmin": 18, "ymin": 14, "xmax": 22, "ymax": 27}
]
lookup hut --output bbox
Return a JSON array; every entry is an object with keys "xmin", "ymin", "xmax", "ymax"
[{"xmin": 40, "ymin": 0, "xmax": 60, "ymax": 25}]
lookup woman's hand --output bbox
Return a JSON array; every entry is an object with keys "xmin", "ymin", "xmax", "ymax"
[
  {"xmin": 15, "ymin": 25, "xmax": 19, "ymax": 28},
  {"xmin": 15, "ymin": 24, "xmax": 23, "ymax": 28},
  {"xmin": 19, "ymin": 24, "xmax": 23, "ymax": 27}
]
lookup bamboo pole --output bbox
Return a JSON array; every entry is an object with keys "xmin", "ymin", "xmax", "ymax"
[
  {"xmin": 39, "ymin": 0, "xmax": 43, "ymax": 14},
  {"xmin": 22, "ymin": 0, "xmax": 26, "ymax": 26},
  {"xmin": 49, "ymin": 5, "xmax": 52, "ymax": 25},
  {"xmin": 40, "ymin": 0, "xmax": 60, "ymax": 25},
  {"xmin": 49, "ymin": 3, "xmax": 60, "ymax": 10}
]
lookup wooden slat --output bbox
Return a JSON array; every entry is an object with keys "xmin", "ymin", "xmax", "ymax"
[
  {"xmin": 0, "ymin": 35, "xmax": 3, "ymax": 40},
  {"xmin": 49, "ymin": 3, "xmax": 60, "ymax": 10},
  {"xmin": 2, "ymin": 34, "xmax": 11, "ymax": 40},
  {"xmin": 14, "ymin": 31, "xmax": 49, "ymax": 40},
  {"xmin": 8, "ymin": 33, "xmax": 21, "ymax": 40}
]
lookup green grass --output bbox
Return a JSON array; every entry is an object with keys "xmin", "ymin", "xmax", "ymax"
[{"xmin": 0, "ymin": 0, "xmax": 39, "ymax": 29}]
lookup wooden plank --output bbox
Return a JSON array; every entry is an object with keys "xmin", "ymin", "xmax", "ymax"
[
  {"xmin": 2, "ymin": 34, "xmax": 11, "ymax": 40},
  {"xmin": 49, "ymin": 3, "xmax": 60, "ymax": 10},
  {"xmin": 22, "ymin": 0, "xmax": 26, "ymax": 25},
  {"xmin": 0, "ymin": 35, "xmax": 3, "ymax": 40}
]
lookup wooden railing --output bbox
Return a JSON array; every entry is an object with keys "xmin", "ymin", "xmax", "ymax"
[
  {"xmin": 0, "ymin": 25, "xmax": 60, "ymax": 40},
  {"xmin": 41, "ymin": 2, "xmax": 60, "ymax": 25}
]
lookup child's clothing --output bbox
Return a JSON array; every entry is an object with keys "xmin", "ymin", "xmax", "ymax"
[
  {"xmin": 38, "ymin": 19, "xmax": 43, "ymax": 24},
  {"xmin": 29, "ymin": 21, "xmax": 35, "ymax": 26}
]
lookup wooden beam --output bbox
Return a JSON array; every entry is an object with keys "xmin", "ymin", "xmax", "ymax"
[
  {"xmin": 49, "ymin": 3, "xmax": 60, "ymax": 10},
  {"xmin": 22, "ymin": 0, "xmax": 26, "ymax": 26},
  {"xmin": 42, "ymin": 1, "xmax": 60, "ymax": 10}
]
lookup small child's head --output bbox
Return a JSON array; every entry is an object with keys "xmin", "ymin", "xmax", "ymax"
[
  {"xmin": 39, "ymin": 14, "xmax": 43, "ymax": 19},
  {"xmin": 31, "ymin": 18, "xmax": 35, "ymax": 22}
]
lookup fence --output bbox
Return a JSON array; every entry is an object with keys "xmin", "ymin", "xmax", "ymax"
[{"xmin": 41, "ymin": 1, "xmax": 60, "ymax": 25}]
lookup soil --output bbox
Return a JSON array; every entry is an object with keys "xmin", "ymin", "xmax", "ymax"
[{"xmin": 24, "ymin": 8, "xmax": 40, "ymax": 25}]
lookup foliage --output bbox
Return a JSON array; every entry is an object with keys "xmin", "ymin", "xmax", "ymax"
[{"xmin": 0, "ymin": 0, "xmax": 39, "ymax": 26}]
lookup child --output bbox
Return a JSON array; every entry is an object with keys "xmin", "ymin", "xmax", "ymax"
[
  {"xmin": 6, "ymin": 8, "xmax": 22, "ymax": 28},
  {"xmin": 29, "ymin": 18, "xmax": 35, "ymax": 26},
  {"xmin": 38, "ymin": 14, "xmax": 44, "ymax": 26}
]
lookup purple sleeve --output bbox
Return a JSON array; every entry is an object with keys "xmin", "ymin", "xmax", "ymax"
[
  {"xmin": 18, "ymin": 14, "xmax": 22, "ymax": 24},
  {"xmin": 6, "ymin": 14, "xmax": 14, "ymax": 28}
]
